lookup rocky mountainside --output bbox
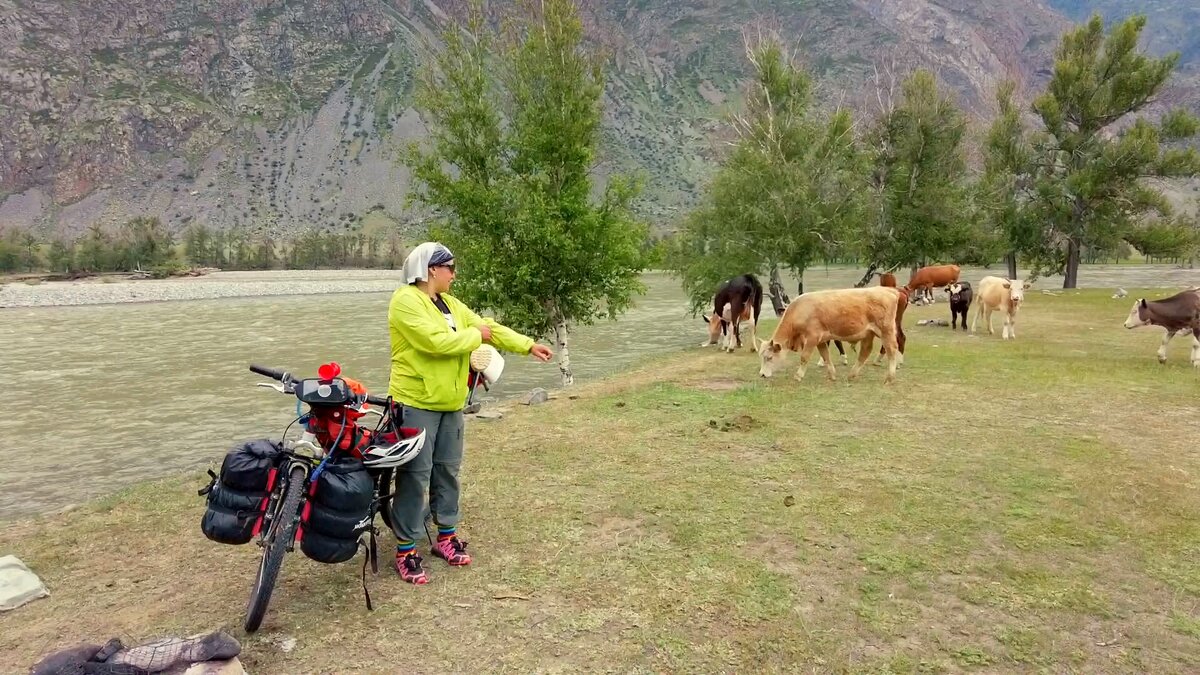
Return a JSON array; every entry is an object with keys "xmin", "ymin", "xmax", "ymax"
[{"xmin": 0, "ymin": 0, "xmax": 1193, "ymax": 239}]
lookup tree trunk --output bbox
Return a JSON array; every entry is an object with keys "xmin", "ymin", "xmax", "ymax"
[
  {"xmin": 1063, "ymin": 238, "xmax": 1080, "ymax": 289},
  {"xmin": 768, "ymin": 265, "xmax": 790, "ymax": 316},
  {"xmin": 1006, "ymin": 251, "xmax": 1017, "ymax": 280},
  {"xmin": 553, "ymin": 319, "xmax": 574, "ymax": 387},
  {"xmin": 854, "ymin": 262, "xmax": 879, "ymax": 288}
]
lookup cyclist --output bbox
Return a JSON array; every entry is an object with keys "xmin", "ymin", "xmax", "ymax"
[{"xmin": 387, "ymin": 241, "xmax": 553, "ymax": 584}]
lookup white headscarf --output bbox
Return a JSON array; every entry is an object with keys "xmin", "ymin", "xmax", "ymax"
[{"xmin": 402, "ymin": 241, "xmax": 454, "ymax": 284}]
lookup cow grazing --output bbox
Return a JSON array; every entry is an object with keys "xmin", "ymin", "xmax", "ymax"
[
  {"xmin": 905, "ymin": 264, "xmax": 961, "ymax": 305},
  {"xmin": 757, "ymin": 286, "xmax": 902, "ymax": 384},
  {"xmin": 1122, "ymin": 288, "xmax": 1200, "ymax": 367},
  {"xmin": 701, "ymin": 274, "xmax": 763, "ymax": 352},
  {"xmin": 972, "ymin": 276, "xmax": 1030, "ymax": 339},
  {"xmin": 948, "ymin": 281, "xmax": 973, "ymax": 330}
]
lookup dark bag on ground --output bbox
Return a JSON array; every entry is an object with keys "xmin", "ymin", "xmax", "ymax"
[
  {"xmin": 299, "ymin": 454, "xmax": 374, "ymax": 564},
  {"xmin": 199, "ymin": 439, "xmax": 282, "ymax": 545}
]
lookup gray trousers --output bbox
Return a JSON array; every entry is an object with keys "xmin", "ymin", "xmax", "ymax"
[{"xmin": 390, "ymin": 405, "xmax": 465, "ymax": 543}]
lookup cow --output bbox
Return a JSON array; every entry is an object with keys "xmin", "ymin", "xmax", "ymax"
[
  {"xmin": 757, "ymin": 286, "xmax": 902, "ymax": 384},
  {"xmin": 948, "ymin": 281, "xmax": 973, "ymax": 331},
  {"xmin": 905, "ymin": 264, "xmax": 961, "ymax": 305},
  {"xmin": 972, "ymin": 276, "xmax": 1030, "ymax": 339},
  {"xmin": 1122, "ymin": 288, "xmax": 1200, "ymax": 367},
  {"xmin": 701, "ymin": 274, "xmax": 763, "ymax": 352}
]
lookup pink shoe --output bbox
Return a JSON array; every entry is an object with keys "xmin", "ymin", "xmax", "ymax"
[
  {"xmin": 395, "ymin": 552, "xmax": 429, "ymax": 584},
  {"xmin": 430, "ymin": 536, "xmax": 471, "ymax": 566}
]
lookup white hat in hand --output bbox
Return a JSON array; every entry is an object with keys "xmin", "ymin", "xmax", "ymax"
[{"xmin": 469, "ymin": 343, "xmax": 505, "ymax": 386}]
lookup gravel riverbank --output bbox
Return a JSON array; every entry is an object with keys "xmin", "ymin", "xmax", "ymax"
[{"xmin": 0, "ymin": 270, "xmax": 408, "ymax": 308}]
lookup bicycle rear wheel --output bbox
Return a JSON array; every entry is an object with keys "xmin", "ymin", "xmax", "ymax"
[{"xmin": 244, "ymin": 464, "xmax": 306, "ymax": 633}]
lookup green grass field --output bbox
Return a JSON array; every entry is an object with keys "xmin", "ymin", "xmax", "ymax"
[{"xmin": 2, "ymin": 289, "xmax": 1197, "ymax": 673}]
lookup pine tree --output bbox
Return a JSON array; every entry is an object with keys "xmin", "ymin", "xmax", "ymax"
[
  {"xmin": 1027, "ymin": 14, "xmax": 1200, "ymax": 287},
  {"xmin": 861, "ymin": 70, "xmax": 973, "ymax": 277}
]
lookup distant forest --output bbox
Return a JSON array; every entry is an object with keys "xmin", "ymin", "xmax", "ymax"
[{"xmin": 0, "ymin": 218, "xmax": 408, "ymax": 277}]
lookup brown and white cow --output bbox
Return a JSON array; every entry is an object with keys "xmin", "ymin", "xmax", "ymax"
[
  {"xmin": 972, "ymin": 276, "xmax": 1030, "ymax": 339},
  {"xmin": 1122, "ymin": 288, "xmax": 1200, "ymax": 367},
  {"xmin": 905, "ymin": 264, "xmax": 960, "ymax": 305},
  {"xmin": 757, "ymin": 286, "xmax": 902, "ymax": 384}
]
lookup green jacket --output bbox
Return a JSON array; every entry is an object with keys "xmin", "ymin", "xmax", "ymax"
[{"xmin": 387, "ymin": 284, "xmax": 536, "ymax": 411}]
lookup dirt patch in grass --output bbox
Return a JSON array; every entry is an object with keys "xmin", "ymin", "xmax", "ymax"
[
  {"xmin": 690, "ymin": 377, "xmax": 742, "ymax": 392},
  {"xmin": 2, "ymin": 291, "xmax": 1200, "ymax": 672}
]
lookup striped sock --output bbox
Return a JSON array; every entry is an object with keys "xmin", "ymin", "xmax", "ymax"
[
  {"xmin": 437, "ymin": 525, "xmax": 457, "ymax": 541},
  {"xmin": 396, "ymin": 540, "xmax": 416, "ymax": 557}
]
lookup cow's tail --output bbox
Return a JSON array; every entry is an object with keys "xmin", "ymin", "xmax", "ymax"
[{"xmin": 749, "ymin": 274, "xmax": 764, "ymax": 324}]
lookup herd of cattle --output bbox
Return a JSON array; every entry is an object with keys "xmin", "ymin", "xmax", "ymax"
[{"xmin": 700, "ymin": 264, "xmax": 1200, "ymax": 383}]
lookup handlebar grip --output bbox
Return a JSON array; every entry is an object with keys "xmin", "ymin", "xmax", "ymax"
[
  {"xmin": 249, "ymin": 364, "xmax": 287, "ymax": 381},
  {"xmin": 365, "ymin": 394, "xmax": 391, "ymax": 407}
]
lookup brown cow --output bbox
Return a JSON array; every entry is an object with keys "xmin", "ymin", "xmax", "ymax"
[
  {"xmin": 905, "ymin": 264, "xmax": 961, "ymax": 305},
  {"xmin": 1123, "ymin": 288, "xmax": 1200, "ymax": 367},
  {"xmin": 757, "ymin": 286, "xmax": 902, "ymax": 384},
  {"xmin": 973, "ymin": 275, "xmax": 1030, "ymax": 339},
  {"xmin": 876, "ymin": 272, "xmax": 908, "ymax": 364}
]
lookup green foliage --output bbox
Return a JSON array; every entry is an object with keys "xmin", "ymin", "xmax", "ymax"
[
  {"xmin": 45, "ymin": 239, "xmax": 75, "ymax": 274},
  {"xmin": 402, "ymin": 0, "xmax": 651, "ymax": 340},
  {"xmin": 1123, "ymin": 219, "xmax": 1199, "ymax": 259},
  {"xmin": 0, "ymin": 229, "xmax": 42, "ymax": 273},
  {"xmin": 116, "ymin": 216, "xmax": 175, "ymax": 270},
  {"xmin": 862, "ymin": 70, "xmax": 974, "ymax": 268},
  {"xmin": 668, "ymin": 37, "xmax": 867, "ymax": 313},
  {"xmin": 1025, "ymin": 13, "xmax": 1200, "ymax": 286},
  {"xmin": 978, "ymin": 80, "xmax": 1040, "ymax": 269}
]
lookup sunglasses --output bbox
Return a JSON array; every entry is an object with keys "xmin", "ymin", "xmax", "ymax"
[{"xmin": 432, "ymin": 263, "xmax": 456, "ymax": 273}]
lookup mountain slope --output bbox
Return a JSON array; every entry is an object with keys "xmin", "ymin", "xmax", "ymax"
[{"xmin": 0, "ymin": 0, "xmax": 1189, "ymax": 239}]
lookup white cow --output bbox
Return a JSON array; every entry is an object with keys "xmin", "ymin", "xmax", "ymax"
[{"xmin": 972, "ymin": 276, "xmax": 1031, "ymax": 340}]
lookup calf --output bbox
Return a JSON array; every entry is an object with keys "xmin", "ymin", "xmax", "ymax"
[
  {"xmin": 702, "ymin": 274, "xmax": 763, "ymax": 352},
  {"xmin": 757, "ymin": 286, "xmax": 902, "ymax": 384},
  {"xmin": 1122, "ymin": 288, "xmax": 1200, "ymax": 367},
  {"xmin": 972, "ymin": 276, "xmax": 1030, "ymax": 339},
  {"xmin": 905, "ymin": 264, "xmax": 961, "ymax": 305},
  {"xmin": 948, "ymin": 281, "xmax": 973, "ymax": 330}
]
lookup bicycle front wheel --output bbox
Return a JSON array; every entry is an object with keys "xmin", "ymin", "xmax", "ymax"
[{"xmin": 244, "ymin": 464, "xmax": 306, "ymax": 633}]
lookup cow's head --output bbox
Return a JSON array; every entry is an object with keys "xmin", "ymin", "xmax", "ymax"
[
  {"xmin": 1002, "ymin": 279, "xmax": 1030, "ymax": 307},
  {"xmin": 947, "ymin": 282, "xmax": 969, "ymax": 303},
  {"xmin": 1124, "ymin": 299, "xmax": 1151, "ymax": 328},
  {"xmin": 757, "ymin": 339, "xmax": 786, "ymax": 377},
  {"xmin": 701, "ymin": 312, "xmax": 726, "ymax": 346}
]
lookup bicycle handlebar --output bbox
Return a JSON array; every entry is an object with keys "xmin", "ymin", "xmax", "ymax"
[
  {"xmin": 250, "ymin": 363, "xmax": 392, "ymax": 408},
  {"xmin": 249, "ymin": 364, "xmax": 288, "ymax": 381}
]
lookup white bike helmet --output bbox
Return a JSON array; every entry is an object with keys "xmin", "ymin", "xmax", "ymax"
[{"xmin": 361, "ymin": 427, "xmax": 426, "ymax": 469}]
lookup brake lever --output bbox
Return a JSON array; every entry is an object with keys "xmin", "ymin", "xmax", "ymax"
[{"xmin": 256, "ymin": 382, "xmax": 287, "ymax": 393}]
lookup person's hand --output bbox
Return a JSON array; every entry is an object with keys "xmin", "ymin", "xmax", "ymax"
[
  {"xmin": 477, "ymin": 324, "xmax": 493, "ymax": 342},
  {"xmin": 530, "ymin": 344, "xmax": 554, "ymax": 362}
]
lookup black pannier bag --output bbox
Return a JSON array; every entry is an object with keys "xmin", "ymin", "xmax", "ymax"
[
  {"xmin": 200, "ymin": 439, "xmax": 282, "ymax": 545},
  {"xmin": 299, "ymin": 455, "xmax": 374, "ymax": 563}
]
